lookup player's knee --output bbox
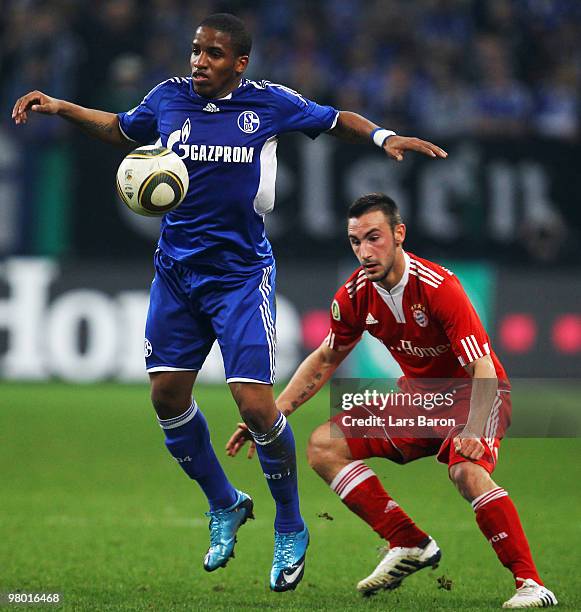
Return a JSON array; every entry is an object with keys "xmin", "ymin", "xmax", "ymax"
[
  {"xmin": 230, "ymin": 383, "xmax": 276, "ymax": 432},
  {"xmin": 307, "ymin": 424, "xmax": 340, "ymax": 473},
  {"xmin": 449, "ymin": 461, "xmax": 473, "ymax": 492},
  {"xmin": 449, "ymin": 462, "xmax": 493, "ymax": 501},
  {"xmin": 150, "ymin": 379, "xmax": 192, "ymax": 419},
  {"xmin": 236, "ymin": 402, "xmax": 258, "ymax": 429},
  {"xmin": 236, "ymin": 401, "xmax": 272, "ymax": 432}
]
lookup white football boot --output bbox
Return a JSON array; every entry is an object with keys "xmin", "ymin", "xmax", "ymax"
[
  {"xmin": 502, "ymin": 578, "xmax": 557, "ymax": 608},
  {"xmin": 356, "ymin": 536, "xmax": 441, "ymax": 595}
]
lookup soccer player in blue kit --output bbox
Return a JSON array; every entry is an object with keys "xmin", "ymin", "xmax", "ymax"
[{"xmin": 13, "ymin": 13, "xmax": 447, "ymax": 591}]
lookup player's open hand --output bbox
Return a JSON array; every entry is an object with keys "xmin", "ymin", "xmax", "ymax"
[
  {"xmin": 383, "ymin": 135, "xmax": 448, "ymax": 162},
  {"xmin": 453, "ymin": 430, "xmax": 485, "ymax": 461},
  {"xmin": 12, "ymin": 90, "xmax": 62, "ymax": 125},
  {"xmin": 226, "ymin": 422, "xmax": 256, "ymax": 459}
]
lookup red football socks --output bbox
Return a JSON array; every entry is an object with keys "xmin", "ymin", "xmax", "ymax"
[
  {"xmin": 330, "ymin": 461, "xmax": 428, "ymax": 548},
  {"xmin": 472, "ymin": 487, "xmax": 543, "ymax": 585}
]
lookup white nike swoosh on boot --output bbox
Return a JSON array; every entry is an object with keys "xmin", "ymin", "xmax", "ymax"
[{"xmin": 283, "ymin": 561, "xmax": 305, "ymax": 583}]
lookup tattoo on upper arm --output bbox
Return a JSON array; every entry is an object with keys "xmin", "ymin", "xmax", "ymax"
[
  {"xmin": 331, "ymin": 122, "xmax": 361, "ymax": 143},
  {"xmin": 82, "ymin": 119, "xmax": 112, "ymax": 133},
  {"xmin": 332, "ymin": 112, "xmax": 373, "ymax": 143},
  {"xmin": 78, "ymin": 118, "xmax": 117, "ymax": 140},
  {"xmin": 338, "ymin": 124, "xmax": 361, "ymax": 140}
]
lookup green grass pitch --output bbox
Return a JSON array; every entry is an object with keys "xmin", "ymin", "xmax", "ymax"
[{"xmin": 1, "ymin": 383, "xmax": 579, "ymax": 611}]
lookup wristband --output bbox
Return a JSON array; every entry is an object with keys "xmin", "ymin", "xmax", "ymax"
[{"xmin": 371, "ymin": 128, "xmax": 396, "ymax": 148}]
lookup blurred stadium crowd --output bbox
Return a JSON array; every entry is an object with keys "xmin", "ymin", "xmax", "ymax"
[
  {"xmin": 0, "ymin": 0, "xmax": 580, "ymax": 380},
  {"xmin": 1, "ymin": 0, "xmax": 580, "ymax": 141}
]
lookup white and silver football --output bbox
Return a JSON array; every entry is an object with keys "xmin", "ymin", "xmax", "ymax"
[{"xmin": 116, "ymin": 145, "xmax": 189, "ymax": 216}]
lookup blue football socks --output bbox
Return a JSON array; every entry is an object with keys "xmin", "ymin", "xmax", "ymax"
[
  {"xmin": 251, "ymin": 412, "xmax": 304, "ymax": 533},
  {"xmin": 159, "ymin": 401, "xmax": 238, "ymax": 511}
]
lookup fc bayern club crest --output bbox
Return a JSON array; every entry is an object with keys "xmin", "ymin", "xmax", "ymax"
[{"xmin": 411, "ymin": 304, "xmax": 429, "ymax": 327}]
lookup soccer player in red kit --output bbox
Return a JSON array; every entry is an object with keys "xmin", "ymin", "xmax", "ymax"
[{"xmin": 227, "ymin": 193, "xmax": 557, "ymax": 608}]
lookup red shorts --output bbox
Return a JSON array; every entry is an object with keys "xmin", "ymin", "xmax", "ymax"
[{"xmin": 332, "ymin": 389, "xmax": 511, "ymax": 474}]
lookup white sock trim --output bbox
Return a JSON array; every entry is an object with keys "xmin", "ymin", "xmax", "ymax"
[
  {"xmin": 471, "ymin": 487, "xmax": 508, "ymax": 512},
  {"xmin": 249, "ymin": 412, "xmax": 287, "ymax": 446},
  {"xmin": 158, "ymin": 400, "xmax": 199, "ymax": 430},
  {"xmin": 330, "ymin": 460, "xmax": 376, "ymax": 500}
]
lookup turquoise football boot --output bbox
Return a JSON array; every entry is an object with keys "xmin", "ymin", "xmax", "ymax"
[
  {"xmin": 203, "ymin": 490, "xmax": 254, "ymax": 571},
  {"xmin": 270, "ymin": 526, "xmax": 309, "ymax": 591}
]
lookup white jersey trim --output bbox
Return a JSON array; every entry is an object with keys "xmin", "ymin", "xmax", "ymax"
[
  {"xmin": 408, "ymin": 257, "xmax": 444, "ymax": 289},
  {"xmin": 253, "ymin": 136, "xmax": 278, "ymax": 215},
  {"xmin": 118, "ymin": 121, "xmax": 138, "ymax": 143},
  {"xmin": 346, "ymin": 269, "xmax": 366, "ymax": 297},
  {"xmin": 372, "ymin": 251, "xmax": 411, "ymax": 323},
  {"xmin": 459, "ymin": 334, "xmax": 490, "ymax": 364},
  {"xmin": 325, "ymin": 331, "xmax": 336, "ymax": 349},
  {"xmin": 327, "ymin": 110, "xmax": 340, "ymax": 131},
  {"xmin": 411, "ymin": 257, "xmax": 444, "ymax": 281},
  {"xmin": 408, "ymin": 268, "xmax": 439, "ymax": 288}
]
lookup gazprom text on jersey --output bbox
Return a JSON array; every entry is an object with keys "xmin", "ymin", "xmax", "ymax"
[{"xmin": 175, "ymin": 144, "xmax": 254, "ymax": 163}]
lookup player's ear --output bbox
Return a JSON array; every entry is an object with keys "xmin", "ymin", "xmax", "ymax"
[
  {"xmin": 235, "ymin": 55, "xmax": 249, "ymax": 75},
  {"xmin": 394, "ymin": 223, "xmax": 406, "ymax": 246}
]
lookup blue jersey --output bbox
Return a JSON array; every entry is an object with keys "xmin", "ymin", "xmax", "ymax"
[{"xmin": 118, "ymin": 77, "xmax": 338, "ymax": 272}]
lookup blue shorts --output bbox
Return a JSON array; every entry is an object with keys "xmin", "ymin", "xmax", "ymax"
[{"xmin": 145, "ymin": 249, "xmax": 276, "ymax": 384}]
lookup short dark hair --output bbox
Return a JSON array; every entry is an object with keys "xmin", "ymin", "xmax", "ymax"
[
  {"xmin": 198, "ymin": 13, "xmax": 252, "ymax": 56},
  {"xmin": 348, "ymin": 193, "xmax": 403, "ymax": 229}
]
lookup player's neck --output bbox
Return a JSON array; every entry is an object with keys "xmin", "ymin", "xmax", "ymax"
[
  {"xmin": 377, "ymin": 250, "xmax": 405, "ymax": 292},
  {"xmin": 198, "ymin": 77, "xmax": 243, "ymax": 100}
]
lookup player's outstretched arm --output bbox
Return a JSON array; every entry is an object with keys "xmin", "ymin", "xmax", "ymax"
[
  {"xmin": 453, "ymin": 354, "xmax": 499, "ymax": 460},
  {"xmin": 276, "ymin": 341, "xmax": 353, "ymax": 417},
  {"xmin": 329, "ymin": 111, "xmax": 448, "ymax": 162},
  {"xmin": 12, "ymin": 90, "xmax": 128, "ymax": 146},
  {"xmin": 225, "ymin": 341, "xmax": 354, "ymax": 459}
]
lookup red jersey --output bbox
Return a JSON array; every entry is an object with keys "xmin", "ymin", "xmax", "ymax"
[{"xmin": 326, "ymin": 251, "xmax": 508, "ymax": 382}]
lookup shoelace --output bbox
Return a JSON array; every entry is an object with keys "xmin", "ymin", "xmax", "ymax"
[
  {"xmin": 515, "ymin": 579, "xmax": 537, "ymax": 595},
  {"xmin": 206, "ymin": 510, "xmax": 228, "ymax": 548},
  {"xmin": 274, "ymin": 532, "xmax": 297, "ymax": 566}
]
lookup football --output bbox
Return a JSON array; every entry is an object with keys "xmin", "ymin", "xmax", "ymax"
[{"xmin": 116, "ymin": 145, "xmax": 189, "ymax": 216}]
